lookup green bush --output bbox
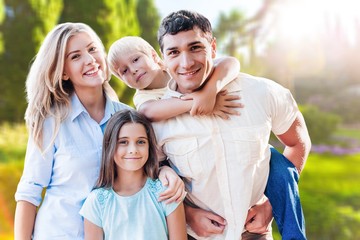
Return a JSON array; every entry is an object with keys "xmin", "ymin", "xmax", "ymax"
[
  {"xmin": 0, "ymin": 123, "xmax": 28, "ymax": 163},
  {"xmin": 300, "ymin": 105, "xmax": 342, "ymax": 144}
]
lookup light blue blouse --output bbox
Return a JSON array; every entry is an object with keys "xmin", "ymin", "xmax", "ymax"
[
  {"xmin": 80, "ymin": 178, "xmax": 180, "ymax": 240},
  {"xmin": 15, "ymin": 93, "xmax": 130, "ymax": 239}
]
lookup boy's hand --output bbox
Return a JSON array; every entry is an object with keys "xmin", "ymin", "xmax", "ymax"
[
  {"xmin": 213, "ymin": 90, "xmax": 243, "ymax": 119},
  {"xmin": 182, "ymin": 90, "xmax": 216, "ymax": 116}
]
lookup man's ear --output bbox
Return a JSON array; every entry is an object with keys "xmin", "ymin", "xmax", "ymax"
[{"xmin": 211, "ymin": 37, "xmax": 217, "ymax": 59}]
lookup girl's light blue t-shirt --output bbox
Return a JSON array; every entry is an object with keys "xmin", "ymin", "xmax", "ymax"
[{"xmin": 80, "ymin": 178, "xmax": 180, "ymax": 240}]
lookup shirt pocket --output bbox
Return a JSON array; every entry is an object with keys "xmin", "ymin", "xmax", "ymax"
[
  {"xmin": 164, "ymin": 137, "xmax": 203, "ymax": 179},
  {"xmin": 224, "ymin": 124, "xmax": 269, "ymax": 166}
]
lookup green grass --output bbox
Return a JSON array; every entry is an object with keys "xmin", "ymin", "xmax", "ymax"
[{"xmin": 299, "ymin": 153, "xmax": 360, "ymax": 239}]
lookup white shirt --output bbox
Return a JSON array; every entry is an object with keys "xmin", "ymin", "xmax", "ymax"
[
  {"xmin": 133, "ymin": 87, "xmax": 167, "ymax": 110},
  {"xmin": 153, "ymin": 73, "xmax": 298, "ymax": 240},
  {"xmin": 15, "ymin": 93, "xmax": 130, "ymax": 239}
]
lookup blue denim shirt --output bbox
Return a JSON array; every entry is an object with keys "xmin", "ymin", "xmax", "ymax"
[{"xmin": 15, "ymin": 93, "xmax": 130, "ymax": 239}]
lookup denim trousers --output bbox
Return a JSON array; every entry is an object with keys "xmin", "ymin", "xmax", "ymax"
[{"xmin": 264, "ymin": 148, "xmax": 307, "ymax": 240}]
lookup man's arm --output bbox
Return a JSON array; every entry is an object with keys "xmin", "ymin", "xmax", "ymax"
[
  {"xmin": 245, "ymin": 112, "xmax": 311, "ymax": 233},
  {"xmin": 276, "ymin": 112, "xmax": 312, "ymax": 173}
]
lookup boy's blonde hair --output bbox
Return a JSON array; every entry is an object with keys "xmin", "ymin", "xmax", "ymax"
[{"xmin": 108, "ymin": 36, "xmax": 164, "ymax": 80}]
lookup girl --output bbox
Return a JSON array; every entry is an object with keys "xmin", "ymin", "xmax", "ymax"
[
  {"xmin": 14, "ymin": 23, "xmax": 184, "ymax": 239},
  {"xmin": 80, "ymin": 109, "xmax": 187, "ymax": 240}
]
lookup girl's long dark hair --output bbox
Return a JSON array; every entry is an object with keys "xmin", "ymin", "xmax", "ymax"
[{"xmin": 96, "ymin": 109, "xmax": 160, "ymax": 189}]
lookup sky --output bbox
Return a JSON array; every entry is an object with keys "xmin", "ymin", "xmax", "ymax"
[
  {"xmin": 154, "ymin": 0, "xmax": 359, "ymax": 46},
  {"xmin": 154, "ymin": 0, "xmax": 262, "ymax": 26}
]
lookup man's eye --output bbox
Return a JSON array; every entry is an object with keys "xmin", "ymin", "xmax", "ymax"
[
  {"xmin": 168, "ymin": 50, "xmax": 179, "ymax": 56},
  {"xmin": 191, "ymin": 45, "xmax": 202, "ymax": 51}
]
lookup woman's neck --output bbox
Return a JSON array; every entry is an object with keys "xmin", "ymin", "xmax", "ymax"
[{"xmin": 75, "ymin": 87, "xmax": 105, "ymax": 123}]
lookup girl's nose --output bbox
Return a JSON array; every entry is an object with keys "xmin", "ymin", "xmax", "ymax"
[{"xmin": 128, "ymin": 143, "xmax": 138, "ymax": 154}]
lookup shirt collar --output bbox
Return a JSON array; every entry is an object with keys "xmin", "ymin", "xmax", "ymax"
[
  {"xmin": 70, "ymin": 93, "xmax": 86, "ymax": 121},
  {"xmin": 70, "ymin": 93, "xmax": 116, "ymax": 124},
  {"xmin": 165, "ymin": 79, "xmax": 185, "ymax": 98},
  {"xmin": 101, "ymin": 94, "xmax": 117, "ymax": 125}
]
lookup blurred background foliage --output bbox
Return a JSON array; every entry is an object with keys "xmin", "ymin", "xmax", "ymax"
[{"xmin": 0, "ymin": 0, "xmax": 359, "ymax": 239}]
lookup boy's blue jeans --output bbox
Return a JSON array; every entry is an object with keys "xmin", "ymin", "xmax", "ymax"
[{"xmin": 264, "ymin": 148, "xmax": 307, "ymax": 240}]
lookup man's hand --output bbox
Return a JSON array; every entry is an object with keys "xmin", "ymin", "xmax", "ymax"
[
  {"xmin": 245, "ymin": 197, "xmax": 273, "ymax": 234},
  {"xmin": 185, "ymin": 205, "xmax": 227, "ymax": 237},
  {"xmin": 158, "ymin": 166, "xmax": 186, "ymax": 204}
]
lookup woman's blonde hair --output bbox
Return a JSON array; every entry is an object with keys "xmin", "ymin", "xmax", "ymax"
[
  {"xmin": 25, "ymin": 22, "xmax": 117, "ymax": 151},
  {"xmin": 107, "ymin": 36, "xmax": 165, "ymax": 80}
]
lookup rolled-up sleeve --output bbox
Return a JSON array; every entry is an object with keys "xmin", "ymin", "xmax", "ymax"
[{"xmin": 15, "ymin": 119, "xmax": 55, "ymax": 206}]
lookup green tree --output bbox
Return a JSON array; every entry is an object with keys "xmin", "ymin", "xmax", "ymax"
[
  {"xmin": 0, "ymin": 0, "xmax": 5, "ymax": 54},
  {"xmin": 214, "ymin": 10, "xmax": 246, "ymax": 58},
  {"xmin": 61, "ymin": 0, "xmax": 140, "ymax": 106},
  {"xmin": 136, "ymin": 0, "xmax": 160, "ymax": 51},
  {"xmin": 0, "ymin": 0, "xmax": 62, "ymax": 123},
  {"xmin": 213, "ymin": 0, "xmax": 275, "ymax": 76}
]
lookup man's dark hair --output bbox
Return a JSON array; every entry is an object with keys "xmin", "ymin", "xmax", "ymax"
[{"xmin": 157, "ymin": 10, "xmax": 213, "ymax": 52}]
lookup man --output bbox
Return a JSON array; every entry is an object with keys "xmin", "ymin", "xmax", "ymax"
[{"xmin": 154, "ymin": 10, "xmax": 311, "ymax": 240}]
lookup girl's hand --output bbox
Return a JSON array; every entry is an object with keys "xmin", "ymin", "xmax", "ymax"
[
  {"xmin": 213, "ymin": 90, "xmax": 243, "ymax": 119},
  {"xmin": 158, "ymin": 166, "xmax": 186, "ymax": 204}
]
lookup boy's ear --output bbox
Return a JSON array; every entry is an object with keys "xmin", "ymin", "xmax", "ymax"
[
  {"xmin": 152, "ymin": 49, "xmax": 167, "ymax": 70},
  {"xmin": 151, "ymin": 49, "xmax": 160, "ymax": 63}
]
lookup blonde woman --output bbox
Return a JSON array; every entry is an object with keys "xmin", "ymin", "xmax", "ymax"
[{"xmin": 14, "ymin": 22, "xmax": 184, "ymax": 240}]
